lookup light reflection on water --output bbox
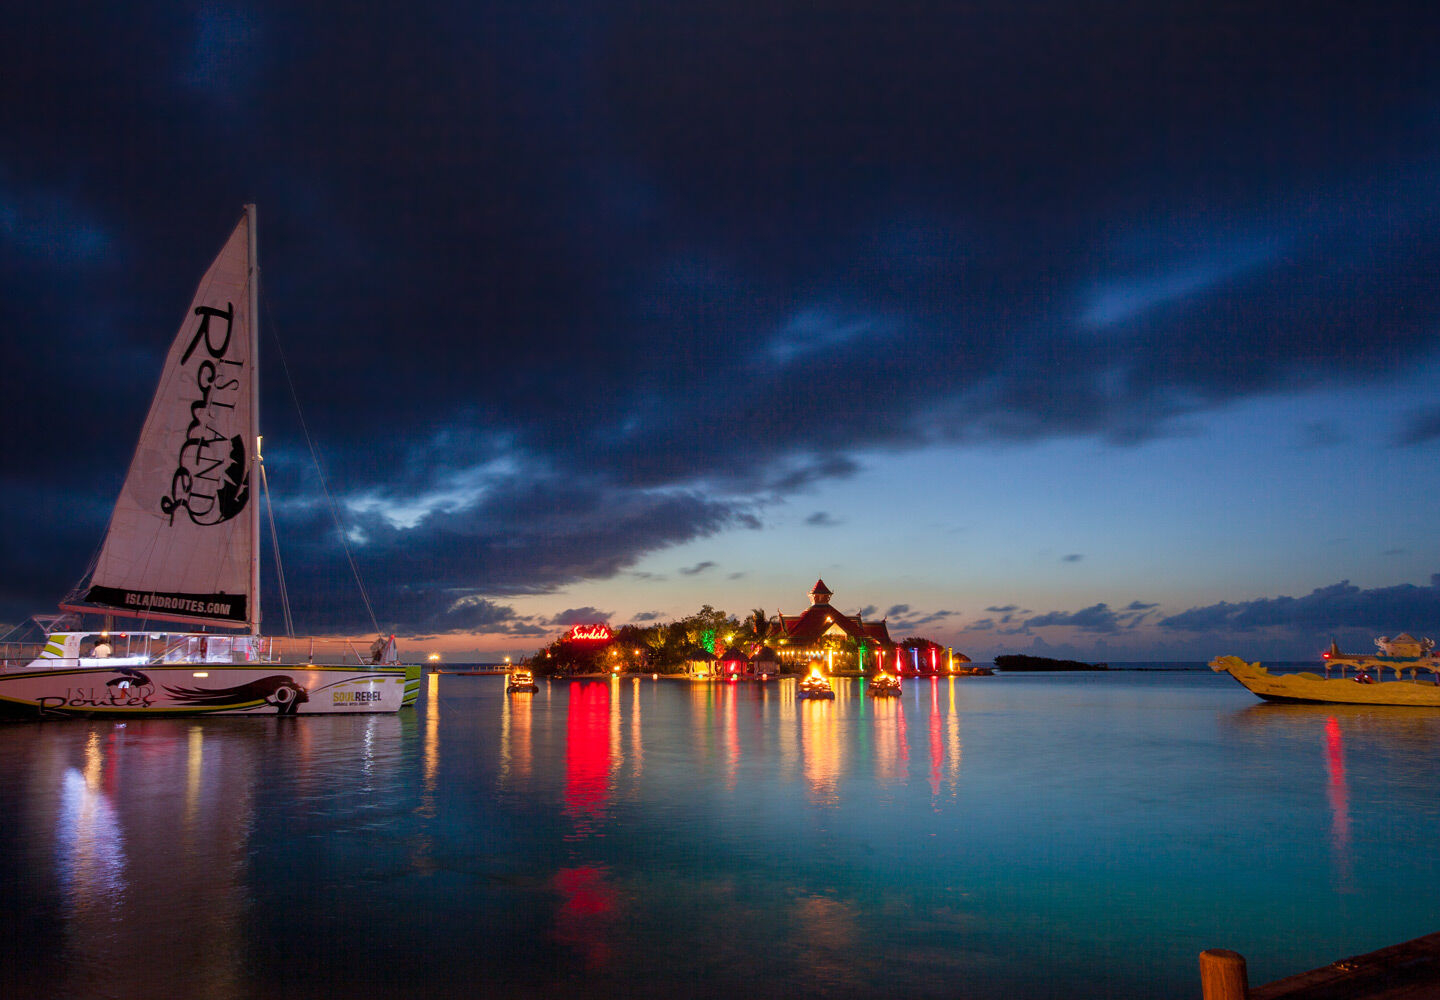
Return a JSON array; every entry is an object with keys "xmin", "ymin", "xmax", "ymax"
[{"xmin": 3, "ymin": 671, "xmax": 1440, "ymax": 998}]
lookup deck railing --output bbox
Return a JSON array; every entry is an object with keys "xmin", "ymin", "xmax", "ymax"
[{"xmin": 0, "ymin": 634, "xmax": 399, "ymax": 670}]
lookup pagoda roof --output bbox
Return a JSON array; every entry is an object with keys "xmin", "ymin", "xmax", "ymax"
[
  {"xmin": 777, "ymin": 605, "xmax": 873, "ymax": 644},
  {"xmin": 810, "ymin": 578, "xmax": 833, "ymax": 600},
  {"xmin": 860, "ymin": 619, "xmax": 894, "ymax": 645}
]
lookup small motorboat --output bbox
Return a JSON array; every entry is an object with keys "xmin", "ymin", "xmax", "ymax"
[
  {"xmin": 868, "ymin": 672, "xmax": 901, "ymax": 697},
  {"xmin": 506, "ymin": 669, "xmax": 539, "ymax": 694},
  {"xmin": 798, "ymin": 667, "xmax": 835, "ymax": 700}
]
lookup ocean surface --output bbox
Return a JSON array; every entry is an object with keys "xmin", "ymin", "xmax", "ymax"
[{"xmin": 4, "ymin": 667, "xmax": 1440, "ymax": 999}]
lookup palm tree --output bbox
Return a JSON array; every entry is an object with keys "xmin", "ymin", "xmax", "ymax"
[{"xmin": 741, "ymin": 608, "xmax": 770, "ymax": 644}]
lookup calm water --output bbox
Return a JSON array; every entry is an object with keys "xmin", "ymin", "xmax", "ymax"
[{"xmin": 4, "ymin": 669, "xmax": 1440, "ymax": 999}]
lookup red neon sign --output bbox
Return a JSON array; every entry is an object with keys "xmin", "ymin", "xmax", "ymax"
[{"xmin": 567, "ymin": 623, "xmax": 613, "ymax": 642}]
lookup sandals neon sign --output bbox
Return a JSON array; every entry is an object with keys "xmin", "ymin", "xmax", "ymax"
[{"xmin": 567, "ymin": 624, "xmax": 613, "ymax": 642}]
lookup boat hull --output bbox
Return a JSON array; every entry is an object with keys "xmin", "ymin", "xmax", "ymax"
[
  {"xmin": 0, "ymin": 662, "xmax": 410, "ymax": 718},
  {"xmin": 1210, "ymin": 656, "xmax": 1440, "ymax": 707},
  {"xmin": 402, "ymin": 662, "xmax": 421, "ymax": 706}
]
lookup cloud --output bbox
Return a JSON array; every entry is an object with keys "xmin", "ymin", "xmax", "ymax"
[
  {"xmin": 1062, "ymin": 554, "xmax": 1084, "ymax": 563},
  {"xmin": 680, "ymin": 561, "xmax": 717, "ymax": 576},
  {"xmin": 438, "ymin": 596, "xmax": 520, "ymax": 631},
  {"xmin": 889, "ymin": 608, "xmax": 957, "ymax": 629},
  {"xmin": 260, "ymin": 474, "xmax": 754, "ymax": 634},
  {"xmin": 185, "ymin": 4, "xmax": 261, "ymax": 102},
  {"xmin": 1159, "ymin": 576, "xmax": 1440, "ymax": 633},
  {"xmin": 546, "ymin": 608, "xmax": 612, "ymax": 627},
  {"xmin": 767, "ymin": 307, "xmax": 889, "ymax": 364},
  {"xmin": 1299, "ymin": 421, "xmax": 1347, "ymax": 449},
  {"xmin": 805, "ymin": 511, "xmax": 840, "ymax": 527},
  {"xmin": 0, "ymin": 189, "xmax": 110, "ymax": 266},
  {"xmin": 1394, "ymin": 407, "xmax": 1440, "ymax": 446},
  {"xmin": 1024, "ymin": 603, "xmax": 1126, "ymax": 634},
  {"xmin": 6, "ymin": 1, "xmax": 1440, "ymax": 641}
]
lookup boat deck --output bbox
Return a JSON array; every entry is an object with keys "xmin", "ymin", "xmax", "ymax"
[
  {"xmin": 1211, "ymin": 932, "xmax": 1440, "ymax": 999},
  {"xmin": 1255, "ymin": 933, "xmax": 1440, "ymax": 1000}
]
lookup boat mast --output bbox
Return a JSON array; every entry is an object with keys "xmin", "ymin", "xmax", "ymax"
[{"xmin": 246, "ymin": 203, "xmax": 261, "ymax": 637}]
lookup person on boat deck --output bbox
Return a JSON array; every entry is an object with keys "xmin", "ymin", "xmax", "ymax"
[{"xmin": 91, "ymin": 639, "xmax": 112, "ymax": 658}]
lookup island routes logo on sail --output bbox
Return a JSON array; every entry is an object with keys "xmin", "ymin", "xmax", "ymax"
[{"xmin": 160, "ymin": 302, "xmax": 250, "ymax": 527}]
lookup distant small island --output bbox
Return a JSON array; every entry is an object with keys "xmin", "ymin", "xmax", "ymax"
[{"xmin": 993, "ymin": 654, "xmax": 1108, "ymax": 671}]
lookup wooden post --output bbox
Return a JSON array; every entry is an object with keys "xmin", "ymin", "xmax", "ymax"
[{"xmin": 1199, "ymin": 948, "xmax": 1248, "ymax": 1000}]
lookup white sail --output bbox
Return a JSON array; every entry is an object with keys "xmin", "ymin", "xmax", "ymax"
[{"xmin": 73, "ymin": 211, "xmax": 256, "ymax": 628}]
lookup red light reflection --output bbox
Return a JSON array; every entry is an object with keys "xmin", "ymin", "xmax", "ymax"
[
  {"xmin": 1325, "ymin": 715, "xmax": 1352, "ymax": 886},
  {"xmin": 565, "ymin": 682, "xmax": 615, "ymax": 823},
  {"xmin": 553, "ymin": 865, "xmax": 618, "ymax": 970}
]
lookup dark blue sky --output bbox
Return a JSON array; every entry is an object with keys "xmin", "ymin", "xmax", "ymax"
[{"xmin": 4, "ymin": 1, "xmax": 1440, "ymax": 660}]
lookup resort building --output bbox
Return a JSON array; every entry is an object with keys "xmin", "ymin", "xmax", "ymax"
[{"xmin": 767, "ymin": 579, "xmax": 898, "ymax": 674}]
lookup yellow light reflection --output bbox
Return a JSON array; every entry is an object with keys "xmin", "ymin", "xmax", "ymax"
[
  {"xmin": 500, "ymin": 679, "xmax": 533, "ymax": 786},
  {"xmin": 800, "ymin": 696, "xmax": 842, "ymax": 806},
  {"xmin": 630, "ymin": 677, "xmax": 643, "ymax": 778},
  {"xmin": 185, "ymin": 725, "xmax": 204, "ymax": 832},
  {"xmin": 420, "ymin": 671, "xmax": 440, "ymax": 817}
]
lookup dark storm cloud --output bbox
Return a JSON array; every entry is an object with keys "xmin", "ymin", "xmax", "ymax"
[
  {"xmin": 263, "ymin": 471, "xmax": 750, "ymax": 633},
  {"xmin": 998, "ymin": 600, "xmax": 1159, "ymax": 635},
  {"xmin": 5, "ymin": 1, "xmax": 1440, "ymax": 631},
  {"xmin": 1026, "ymin": 603, "xmax": 1126, "ymax": 634},
  {"xmin": 1159, "ymin": 576, "xmax": 1440, "ymax": 633},
  {"xmin": 546, "ymin": 608, "xmax": 611, "ymax": 627}
]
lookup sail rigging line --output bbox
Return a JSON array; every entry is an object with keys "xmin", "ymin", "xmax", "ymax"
[
  {"xmin": 260, "ymin": 294, "xmax": 383, "ymax": 637},
  {"xmin": 259, "ymin": 460, "xmax": 295, "ymax": 637}
]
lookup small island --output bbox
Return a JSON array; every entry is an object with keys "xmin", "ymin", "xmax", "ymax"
[{"xmin": 993, "ymin": 654, "xmax": 1108, "ymax": 672}]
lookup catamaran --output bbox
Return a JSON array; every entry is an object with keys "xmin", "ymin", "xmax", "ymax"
[{"xmin": 0, "ymin": 205, "xmax": 420, "ymax": 717}]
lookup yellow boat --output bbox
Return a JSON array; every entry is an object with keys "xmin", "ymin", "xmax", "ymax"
[
  {"xmin": 798, "ymin": 667, "xmax": 835, "ymax": 700},
  {"xmin": 868, "ymin": 672, "xmax": 901, "ymax": 697},
  {"xmin": 1211, "ymin": 634, "xmax": 1440, "ymax": 706},
  {"xmin": 506, "ymin": 669, "xmax": 539, "ymax": 694}
]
